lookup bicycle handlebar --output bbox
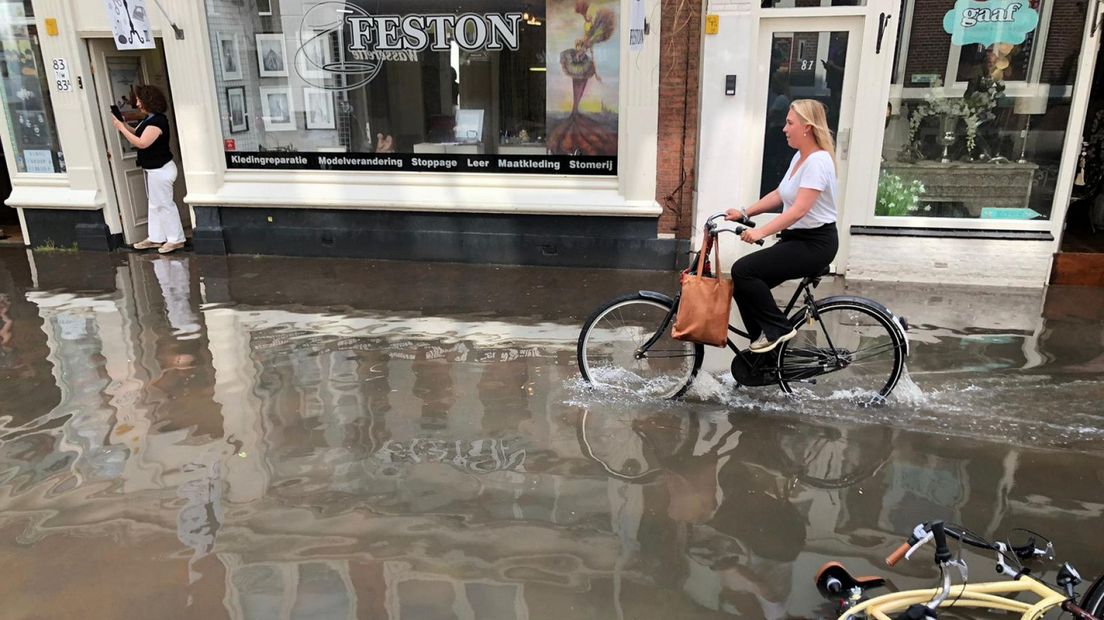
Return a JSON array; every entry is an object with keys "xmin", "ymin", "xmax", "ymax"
[
  {"xmin": 705, "ymin": 212, "xmax": 764, "ymax": 246},
  {"xmin": 886, "ymin": 521, "xmax": 1052, "ymax": 567},
  {"xmin": 931, "ymin": 521, "xmax": 953, "ymax": 564}
]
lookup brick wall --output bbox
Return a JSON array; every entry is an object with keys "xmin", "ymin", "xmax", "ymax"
[
  {"xmin": 655, "ymin": 0, "xmax": 703, "ymax": 239},
  {"xmin": 902, "ymin": 0, "xmax": 955, "ymax": 84}
]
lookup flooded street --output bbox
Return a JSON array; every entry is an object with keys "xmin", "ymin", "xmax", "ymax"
[{"xmin": 0, "ymin": 248, "xmax": 1102, "ymax": 619}]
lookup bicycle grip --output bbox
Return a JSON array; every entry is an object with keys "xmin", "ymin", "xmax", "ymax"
[
  {"xmin": 886, "ymin": 542, "xmax": 911, "ymax": 567},
  {"xmin": 931, "ymin": 521, "xmax": 952, "ymax": 564}
]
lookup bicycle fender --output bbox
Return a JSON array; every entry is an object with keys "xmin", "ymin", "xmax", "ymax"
[
  {"xmin": 638, "ymin": 291, "xmax": 675, "ymax": 305},
  {"xmin": 814, "ymin": 295, "xmax": 910, "ymax": 357}
]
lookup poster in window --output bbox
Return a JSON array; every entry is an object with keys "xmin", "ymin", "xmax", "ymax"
[
  {"xmin": 217, "ymin": 32, "xmax": 243, "ymax": 81},
  {"xmin": 227, "ymin": 86, "xmax": 249, "ymax": 133},
  {"xmin": 255, "ymin": 33, "xmax": 288, "ymax": 78},
  {"xmin": 545, "ymin": 0, "xmax": 619, "ymax": 156},
  {"xmin": 303, "ymin": 87, "xmax": 335, "ymax": 130},
  {"xmin": 260, "ymin": 86, "xmax": 295, "ymax": 131}
]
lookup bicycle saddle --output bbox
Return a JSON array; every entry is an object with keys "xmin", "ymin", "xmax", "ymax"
[{"xmin": 815, "ymin": 561, "xmax": 887, "ymax": 598}]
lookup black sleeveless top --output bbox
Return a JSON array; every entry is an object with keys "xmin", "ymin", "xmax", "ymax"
[{"xmin": 135, "ymin": 113, "xmax": 173, "ymax": 169}]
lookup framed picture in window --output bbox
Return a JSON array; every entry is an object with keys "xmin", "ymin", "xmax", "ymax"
[
  {"xmin": 227, "ymin": 86, "xmax": 249, "ymax": 133},
  {"xmin": 257, "ymin": 0, "xmax": 272, "ymax": 16},
  {"xmin": 255, "ymin": 33, "xmax": 288, "ymax": 78},
  {"xmin": 303, "ymin": 88, "xmax": 335, "ymax": 129},
  {"xmin": 216, "ymin": 32, "xmax": 243, "ymax": 81},
  {"xmin": 259, "ymin": 86, "xmax": 295, "ymax": 131},
  {"xmin": 298, "ymin": 30, "xmax": 331, "ymax": 80}
]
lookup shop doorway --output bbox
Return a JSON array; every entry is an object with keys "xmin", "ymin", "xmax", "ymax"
[
  {"xmin": 87, "ymin": 38, "xmax": 189, "ymax": 246},
  {"xmin": 1053, "ymin": 41, "xmax": 1104, "ymax": 286}
]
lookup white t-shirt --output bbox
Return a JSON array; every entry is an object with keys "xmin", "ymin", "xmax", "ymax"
[{"xmin": 777, "ymin": 150, "xmax": 838, "ymax": 229}]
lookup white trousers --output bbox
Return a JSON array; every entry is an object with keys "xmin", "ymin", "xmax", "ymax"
[{"xmin": 145, "ymin": 160, "xmax": 185, "ymax": 244}]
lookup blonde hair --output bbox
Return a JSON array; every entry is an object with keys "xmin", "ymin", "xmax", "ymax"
[{"xmin": 790, "ymin": 99, "xmax": 836, "ymax": 167}]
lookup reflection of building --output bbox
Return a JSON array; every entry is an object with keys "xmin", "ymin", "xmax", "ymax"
[{"xmin": 3, "ymin": 253, "xmax": 1104, "ymax": 617}]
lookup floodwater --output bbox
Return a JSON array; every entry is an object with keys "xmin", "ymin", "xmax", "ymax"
[{"xmin": 0, "ymin": 248, "xmax": 1101, "ymax": 619}]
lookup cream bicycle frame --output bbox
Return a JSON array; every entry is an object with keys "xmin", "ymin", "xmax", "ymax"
[{"xmin": 841, "ymin": 575, "xmax": 1069, "ymax": 620}]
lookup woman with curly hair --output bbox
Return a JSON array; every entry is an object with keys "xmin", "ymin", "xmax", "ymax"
[{"xmin": 111, "ymin": 84, "xmax": 187, "ymax": 254}]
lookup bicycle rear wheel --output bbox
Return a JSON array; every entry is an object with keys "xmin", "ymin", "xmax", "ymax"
[
  {"xmin": 577, "ymin": 293, "xmax": 704, "ymax": 399},
  {"xmin": 776, "ymin": 299, "xmax": 906, "ymax": 405}
]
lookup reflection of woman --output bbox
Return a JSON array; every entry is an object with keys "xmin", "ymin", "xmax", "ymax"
[
  {"xmin": 0, "ymin": 293, "xmax": 14, "ymax": 350},
  {"xmin": 111, "ymin": 85, "xmax": 187, "ymax": 254}
]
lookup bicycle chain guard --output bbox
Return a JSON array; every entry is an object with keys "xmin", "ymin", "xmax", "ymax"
[{"xmin": 730, "ymin": 352, "xmax": 777, "ymax": 387}]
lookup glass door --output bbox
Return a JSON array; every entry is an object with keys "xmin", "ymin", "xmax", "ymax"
[{"xmin": 756, "ymin": 18, "xmax": 863, "ymax": 218}]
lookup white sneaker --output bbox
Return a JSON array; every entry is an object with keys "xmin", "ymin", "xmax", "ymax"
[{"xmin": 748, "ymin": 328, "xmax": 798, "ymax": 353}]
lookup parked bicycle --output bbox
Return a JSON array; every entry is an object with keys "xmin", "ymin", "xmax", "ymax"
[
  {"xmin": 577, "ymin": 212, "xmax": 911, "ymax": 405},
  {"xmin": 815, "ymin": 520, "xmax": 1104, "ymax": 619}
]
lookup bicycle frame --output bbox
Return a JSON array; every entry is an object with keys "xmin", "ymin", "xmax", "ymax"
[
  {"xmin": 636, "ymin": 273, "xmax": 826, "ymax": 365},
  {"xmin": 842, "ymin": 575, "xmax": 1074, "ymax": 620}
]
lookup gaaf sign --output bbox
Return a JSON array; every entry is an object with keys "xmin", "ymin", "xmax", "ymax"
[{"xmin": 942, "ymin": 0, "xmax": 1040, "ymax": 46}]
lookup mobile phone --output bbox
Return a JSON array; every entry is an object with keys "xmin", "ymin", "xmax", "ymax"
[{"xmin": 110, "ymin": 104, "xmax": 124, "ymax": 121}]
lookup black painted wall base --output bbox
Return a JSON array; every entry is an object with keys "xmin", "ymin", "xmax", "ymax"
[
  {"xmin": 23, "ymin": 209, "xmax": 120, "ymax": 251},
  {"xmin": 193, "ymin": 206, "xmax": 687, "ymax": 270}
]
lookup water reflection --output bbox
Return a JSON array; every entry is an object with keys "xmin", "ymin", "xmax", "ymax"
[{"xmin": 0, "ymin": 249, "xmax": 1101, "ymax": 619}]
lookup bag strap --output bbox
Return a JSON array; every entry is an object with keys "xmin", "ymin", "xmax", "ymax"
[
  {"xmin": 696, "ymin": 227, "xmax": 713, "ymax": 276},
  {"xmin": 713, "ymin": 230, "xmax": 724, "ymax": 278}
]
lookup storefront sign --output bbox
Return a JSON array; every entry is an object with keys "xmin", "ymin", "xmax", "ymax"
[
  {"xmin": 980, "ymin": 207, "xmax": 1043, "ymax": 220},
  {"xmin": 103, "ymin": 0, "xmax": 155, "ymax": 50},
  {"xmin": 942, "ymin": 0, "xmax": 1040, "ymax": 46},
  {"xmin": 226, "ymin": 152, "xmax": 618, "ymax": 176},
  {"xmin": 297, "ymin": 3, "xmax": 521, "ymax": 89}
]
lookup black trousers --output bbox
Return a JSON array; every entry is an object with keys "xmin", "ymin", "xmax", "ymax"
[{"xmin": 730, "ymin": 224, "xmax": 839, "ymax": 341}]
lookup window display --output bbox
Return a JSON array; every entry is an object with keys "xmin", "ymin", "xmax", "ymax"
[
  {"xmin": 880, "ymin": 0, "xmax": 1088, "ymax": 220},
  {"xmin": 0, "ymin": 0, "xmax": 65, "ymax": 174},
  {"xmin": 204, "ymin": 0, "xmax": 620, "ymax": 175}
]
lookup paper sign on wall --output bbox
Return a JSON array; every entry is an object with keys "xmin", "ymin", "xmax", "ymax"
[
  {"xmin": 103, "ymin": 0, "xmax": 155, "ymax": 50},
  {"xmin": 629, "ymin": 0, "xmax": 645, "ymax": 51},
  {"xmin": 942, "ymin": 0, "xmax": 1039, "ymax": 46},
  {"xmin": 23, "ymin": 150, "xmax": 55, "ymax": 174}
]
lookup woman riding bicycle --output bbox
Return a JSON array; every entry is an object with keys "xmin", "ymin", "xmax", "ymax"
[{"xmin": 726, "ymin": 99, "xmax": 839, "ymax": 354}]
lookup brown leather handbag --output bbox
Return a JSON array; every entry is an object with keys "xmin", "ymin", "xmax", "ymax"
[{"xmin": 672, "ymin": 233, "xmax": 733, "ymax": 347}]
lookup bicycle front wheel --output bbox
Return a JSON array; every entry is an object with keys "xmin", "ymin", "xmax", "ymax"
[
  {"xmin": 776, "ymin": 299, "xmax": 906, "ymax": 405},
  {"xmin": 577, "ymin": 293, "xmax": 704, "ymax": 399}
]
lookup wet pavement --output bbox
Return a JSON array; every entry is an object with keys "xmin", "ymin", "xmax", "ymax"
[{"xmin": 0, "ymin": 247, "xmax": 1102, "ymax": 619}]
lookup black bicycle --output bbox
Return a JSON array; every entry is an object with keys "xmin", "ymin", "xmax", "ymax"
[{"xmin": 577, "ymin": 213, "xmax": 911, "ymax": 405}]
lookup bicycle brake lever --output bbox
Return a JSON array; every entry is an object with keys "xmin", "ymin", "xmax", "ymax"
[
  {"xmin": 948, "ymin": 558, "xmax": 968, "ymax": 583},
  {"xmin": 905, "ymin": 532, "xmax": 934, "ymax": 561}
]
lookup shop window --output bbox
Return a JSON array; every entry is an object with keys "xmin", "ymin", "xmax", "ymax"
[
  {"xmin": 880, "ymin": 0, "xmax": 1088, "ymax": 221},
  {"xmin": 204, "ymin": 0, "xmax": 620, "ymax": 175},
  {"xmin": 0, "ymin": 0, "xmax": 66, "ymax": 174}
]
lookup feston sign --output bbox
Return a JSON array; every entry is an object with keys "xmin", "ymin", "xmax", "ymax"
[
  {"xmin": 942, "ymin": 0, "xmax": 1040, "ymax": 46},
  {"xmin": 298, "ymin": 2, "xmax": 522, "ymax": 90},
  {"xmin": 347, "ymin": 13, "xmax": 523, "ymax": 52}
]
